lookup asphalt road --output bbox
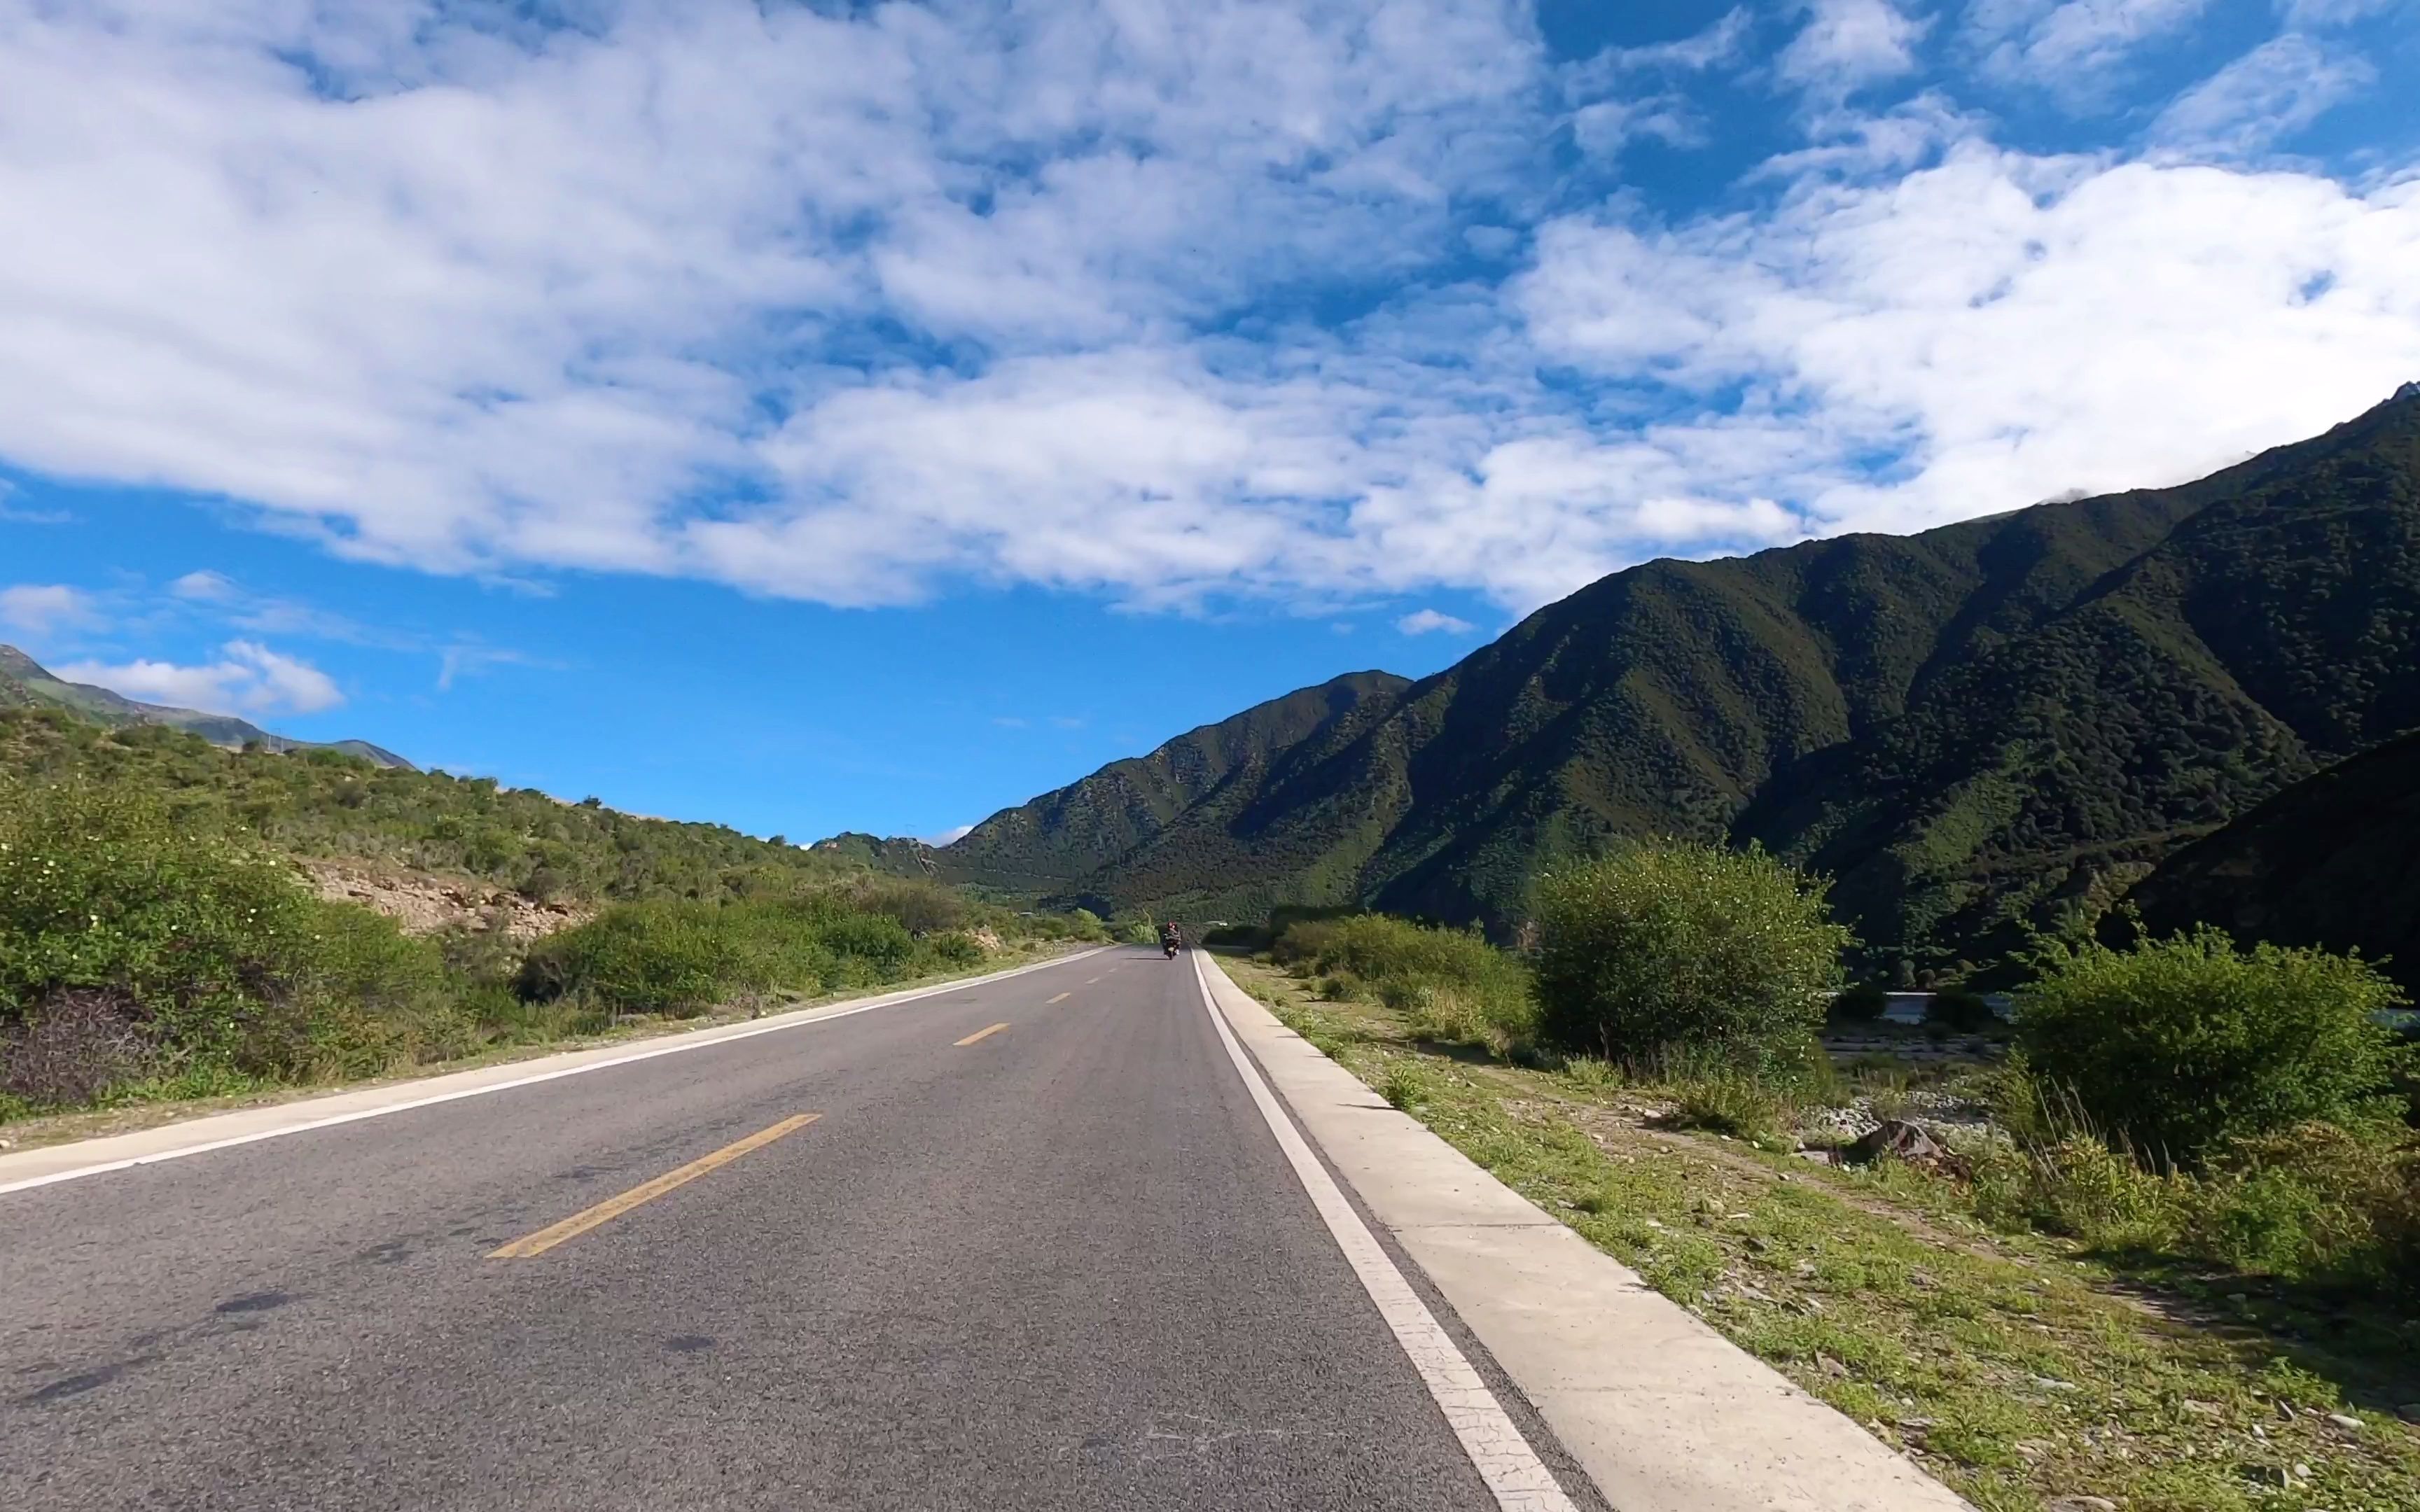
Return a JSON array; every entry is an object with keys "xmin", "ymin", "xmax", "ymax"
[{"xmin": 1, "ymin": 947, "xmax": 1531, "ymax": 1511}]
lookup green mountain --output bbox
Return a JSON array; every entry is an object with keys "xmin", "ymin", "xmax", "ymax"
[
  {"xmin": 2121, "ymin": 727, "xmax": 2420, "ymax": 994},
  {"xmin": 938, "ymin": 386, "xmax": 2420, "ymax": 969},
  {"xmin": 930, "ymin": 670, "xmax": 1412, "ymax": 899},
  {"xmin": 0, "ymin": 644, "xmax": 412, "ymax": 769}
]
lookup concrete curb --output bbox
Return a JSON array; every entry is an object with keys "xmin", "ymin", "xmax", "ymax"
[
  {"xmin": 0, "ymin": 946, "xmax": 1107, "ymax": 1196},
  {"xmin": 1197, "ymin": 955, "xmax": 1977, "ymax": 1512}
]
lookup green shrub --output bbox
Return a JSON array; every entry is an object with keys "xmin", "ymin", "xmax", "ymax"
[
  {"xmin": 2183, "ymin": 1124, "xmax": 2420, "ymax": 1287},
  {"xmin": 1929, "ymin": 987, "xmax": 1994, "ymax": 1033},
  {"xmin": 1667, "ymin": 1072, "xmax": 1790, "ymax": 1143},
  {"xmin": 845, "ymin": 878, "xmax": 967, "ymax": 935},
  {"xmin": 2015, "ymin": 927, "xmax": 2412, "ymax": 1166},
  {"xmin": 1380, "ymin": 1060, "xmax": 1431, "ymax": 1111},
  {"xmin": 1970, "ymin": 1134, "xmax": 2188, "ymax": 1251},
  {"xmin": 515, "ymin": 893, "xmax": 941, "ymax": 1018},
  {"xmin": 1286, "ymin": 915, "xmax": 1535, "ymax": 1050},
  {"xmin": 1561, "ymin": 1056, "xmax": 1622, "ymax": 1090},
  {"xmin": 516, "ymin": 902, "xmax": 745, "ymax": 1016},
  {"xmin": 924, "ymin": 931, "xmax": 986, "ymax": 968},
  {"xmin": 1272, "ymin": 918, "xmax": 1343, "ymax": 966},
  {"xmin": 0, "ymin": 778, "xmax": 449, "ymax": 1097},
  {"xmin": 1831, "ymin": 981, "xmax": 1889, "ymax": 1023},
  {"xmin": 1531, "ymin": 841, "xmax": 1850, "ymax": 1069}
]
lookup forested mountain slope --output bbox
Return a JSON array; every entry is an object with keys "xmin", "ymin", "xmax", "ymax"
[
  {"xmin": 2121, "ymin": 727, "xmax": 2420, "ymax": 993},
  {"xmin": 940, "ymin": 386, "xmax": 2420, "ymax": 968},
  {"xmin": 931, "ymin": 671, "xmax": 1410, "ymax": 896}
]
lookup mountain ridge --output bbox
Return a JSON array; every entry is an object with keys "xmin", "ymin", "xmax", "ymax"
[
  {"xmin": 0, "ymin": 644, "xmax": 413, "ymax": 770},
  {"xmin": 929, "ymin": 669, "xmax": 1412, "ymax": 899},
  {"xmin": 924, "ymin": 384, "xmax": 2420, "ymax": 970}
]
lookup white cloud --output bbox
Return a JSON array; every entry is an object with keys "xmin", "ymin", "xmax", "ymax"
[
  {"xmin": 0, "ymin": 0, "xmax": 1543, "ymax": 580},
  {"xmin": 53, "ymin": 640, "xmax": 345, "ymax": 716},
  {"xmin": 2279, "ymin": 0, "xmax": 2407, "ymax": 22},
  {"xmin": 2152, "ymin": 35, "xmax": 2374, "ymax": 157},
  {"xmin": 0, "ymin": 582, "xmax": 97, "ymax": 635},
  {"xmin": 926, "ymin": 823, "xmax": 976, "ymax": 846},
  {"xmin": 1397, "ymin": 608, "xmax": 1475, "ymax": 635},
  {"xmin": 1780, "ymin": 0, "xmax": 1928, "ymax": 95},
  {"xmin": 1973, "ymin": 0, "xmax": 2211, "ymax": 96},
  {"xmin": 0, "ymin": 3, "xmax": 2415, "ymax": 626},
  {"xmin": 169, "ymin": 570, "xmax": 239, "ymax": 603},
  {"xmin": 1517, "ymin": 145, "xmax": 2420, "ymax": 542},
  {"xmin": 1571, "ymin": 95, "xmax": 1704, "ymax": 161},
  {"xmin": 1570, "ymin": 9, "xmax": 1753, "ymax": 77}
]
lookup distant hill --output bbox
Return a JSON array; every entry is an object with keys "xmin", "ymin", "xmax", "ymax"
[
  {"xmin": 0, "ymin": 644, "xmax": 413, "ymax": 769},
  {"xmin": 810, "ymin": 832, "xmax": 943, "ymax": 874},
  {"xmin": 0, "ymin": 699, "xmax": 863, "ymax": 906},
  {"xmin": 929, "ymin": 671, "xmax": 1412, "ymax": 900},
  {"xmin": 2122, "ymin": 728, "xmax": 2420, "ymax": 994},
  {"xmin": 936, "ymin": 386, "xmax": 2420, "ymax": 972}
]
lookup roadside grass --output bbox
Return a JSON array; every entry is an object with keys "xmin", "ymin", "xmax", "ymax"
[
  {"xmin": 1217, "ymin": 953, "xmax": 2420, "ymax": 1512},
  {"xmin": 0, "ymin": 943, "xmax": 1070, "ymax": 1151}
]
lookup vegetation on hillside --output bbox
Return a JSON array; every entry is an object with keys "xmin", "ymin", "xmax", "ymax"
[
  {"xmin": 1, "ymin": 643, "xmax": 408, "ymax": 766},
  {"xmin": 1233, "ymin": 955, "xmax": 2420, "ymax": 1512},
  {"xmin": 1207, "ymin": 826, "xmax": 2420, "ymax": 1485},
  {"xmin": 2123, "ymin": 726, "xmax": 2420, "ymax": 993},
  {"xmin": 945, "ymin": 386, "xmax": 2420, "ymax": 982},
  {"xmin": 0, "ymin": 705, "xmax": 856, "ymax": 903},
  {"xmin": 0, "ymin": 708, "xmax": 1102, "ymax": 1120},
  {"xmin": 932, "ymin": 670, "xmax": 1408, "ymax": 897}
]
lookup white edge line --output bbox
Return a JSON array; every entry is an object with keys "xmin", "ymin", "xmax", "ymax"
[
  {"xmin": 0, "ymin": 947, "xmax": 1111, "ymax": 1198},
  {"xmin": 1190, "ymin": 953, "xmax": 1578, "ymax": 1512}
]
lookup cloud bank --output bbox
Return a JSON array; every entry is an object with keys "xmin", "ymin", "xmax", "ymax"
[
  {"xmin": 53, "ymin": 640, "xmax": 345, "ymax": 718},
  {"xmin": 1, "ymin": 1, "xmax": 2416, "ymax": 616}
]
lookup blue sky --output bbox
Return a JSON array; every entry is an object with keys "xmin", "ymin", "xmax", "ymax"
[{"xmin": 4, "ymin": 0, "xmax": 2418, "ymax": 844}]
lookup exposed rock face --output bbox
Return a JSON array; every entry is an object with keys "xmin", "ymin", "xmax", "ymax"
[{"xmin": 302, "ymin": 862, "xmax": 589, "ymax": 939}]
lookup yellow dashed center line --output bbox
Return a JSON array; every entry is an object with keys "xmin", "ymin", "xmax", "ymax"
[
  {"xmin": 1083, "ymin": 976, "xmax": 1101, "ymax": 984},
  {"xmin": 488, "ymin": 1113, "xmax": 821, "ymax": 1259},
  {"xmin": 1046, "ymin": 990, "xmax": 1071, "ymax": 1004},
  {"xmin": 955, "ymin": 1022, "xmax": 1011, "ymax": 1046}
]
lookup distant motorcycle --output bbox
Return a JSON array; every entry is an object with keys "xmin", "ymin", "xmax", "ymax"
[{"xmin": 1162, "ymin": 939, "xmax": 1180, "ymax": 958}]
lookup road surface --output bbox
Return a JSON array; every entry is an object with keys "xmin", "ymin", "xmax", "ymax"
[{"xmin": 1, "ymin": 947, "xmax": 1580, "ymax": 1511}]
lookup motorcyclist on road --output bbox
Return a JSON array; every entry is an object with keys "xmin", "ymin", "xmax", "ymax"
[{"xmin": 1158, "ymin": 920, "xmax": 1182, "ymax": 954}]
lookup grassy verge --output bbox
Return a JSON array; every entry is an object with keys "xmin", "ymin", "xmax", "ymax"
[
  {"xmin": 0, "ymin": 942, "xmax": 1073, "ymax": 1153},
  {"xmin": 1217, "ymin": 953, "xmax": 2420, "ymax": 1512}
]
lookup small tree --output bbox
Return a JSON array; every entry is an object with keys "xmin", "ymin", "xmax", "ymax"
[
  {"xmin": 1930, "ymin": 986, "xmax": 1996, "ymax": 1033},
  {"xmin": 1831, "ymin": 981, "xmax": 1889, "ymax": 1023},
  {"xmin": 1531, "ymin": 841, "xmax": 1850, "ymax": 1068},
  {"xmin": 2015, "ymin": 927, "xmax": 2412, "ymax": 1166}
]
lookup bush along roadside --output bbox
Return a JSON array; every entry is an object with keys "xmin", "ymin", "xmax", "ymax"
[
  {"xmin": 1220, "ymin": 953, "xmax": 2420, "ymax": 1512},
  {"xmin": 1211, "ymin": 839, "xmax": 2420, "ymax": 1510},
  {"xmin": 0, "ymin": 776, "xmax": 1091, "ymax": 1124}
]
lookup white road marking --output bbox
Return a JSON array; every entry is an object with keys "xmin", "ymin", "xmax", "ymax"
[
  {"xmin": 0, "ymin": 950, "xmax": 1108, "ymax": 1198},
  {"xmin": 1190, "ymin": 955, "xmax": 1578, "ymax": 1512}
]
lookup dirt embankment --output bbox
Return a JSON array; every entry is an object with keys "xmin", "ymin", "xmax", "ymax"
[{"xmin": 302, "ymin": 862, "xmax": 590, "ymax": 940}]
